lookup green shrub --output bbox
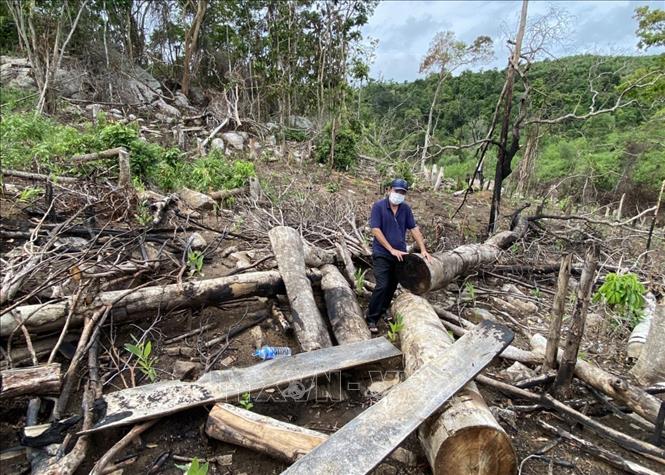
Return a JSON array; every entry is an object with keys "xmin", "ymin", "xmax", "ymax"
[
  {"xmin": 316, "ymin": 119, "xmax": 359, "ymax": 170},
  {"xmin": 593, "ymin": 272, "xmax": 646, "ymax": 328}
]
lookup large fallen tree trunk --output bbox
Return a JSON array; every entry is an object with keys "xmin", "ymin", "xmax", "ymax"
[
  {"xmin": 393, "ymin": 293, "xmax": 517, "ymax": 475},
  {"xmin": 282, "ymin": 320, "xmax": 513, "ymax": 475},
  {"xmin": 632, "ymin": 304, "xmax": 665, "ymax": 386},
  {"xmin": 320, "ymin": 264, "xmax": 370, "ymax": 345},
  {"xmin": 1, "ymin": 271, "xmax": 291, "ymax": 336},
  {"xmin": 0, "ymin": 363, "xmax": 61, "ymax": 399},
  {"xmin": 206, "ymin": 403, "xmax": 328, "ymax": 462},
  {"xmin": 397, "ymin": 216, "xmax": 528, "ymax": 293},
  {"xmin": 531, "ymin": 333, "xmax": 662, "ymax": 425},
  {"xmin": 269, "ymin": 226, "xmax": 332, "ymax": 351}
]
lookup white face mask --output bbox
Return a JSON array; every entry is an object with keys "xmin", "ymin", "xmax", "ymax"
[{"xmin": 389, "ymin": 191, "xmax": 405, "ymax": 205}]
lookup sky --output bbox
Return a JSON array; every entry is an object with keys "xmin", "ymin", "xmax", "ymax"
[{"xmin": 362, "ymin": 0, "xmax": 664, "ymax": 82}]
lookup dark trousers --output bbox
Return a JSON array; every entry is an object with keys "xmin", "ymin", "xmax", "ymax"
[{"xmin": 367, "ymin": 254, "xmax": 398, "ymax": 324}]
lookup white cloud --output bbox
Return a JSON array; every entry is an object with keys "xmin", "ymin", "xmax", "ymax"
[{"xmin": 363, "ymin": 0, "xmax": 664, "ymax": 81}]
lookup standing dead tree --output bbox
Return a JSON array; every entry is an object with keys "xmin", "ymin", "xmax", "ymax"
[
  {"xmin": 181, "ymin": 0, "xmax": 208, "ymax": 97},
  {"xmin": 419, "ymin": 31, "xmax": 493, "ymax": 172},
  {"xmin": 7, "ymin": 0, "xmax": 90, "ymax": 113}
]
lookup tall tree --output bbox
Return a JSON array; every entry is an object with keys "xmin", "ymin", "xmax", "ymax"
[
  {"xmin": 419, "ymin": 32, "xmax": 493, "ymax": 172},
  {"xmin": 181, "ymin": 0, "xmax": 208, "ymax": 97}
]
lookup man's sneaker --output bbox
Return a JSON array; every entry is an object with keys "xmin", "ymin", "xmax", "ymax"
[{"xmin": 367, "ymin": 321, "xmax": 379, "ymax": 334}]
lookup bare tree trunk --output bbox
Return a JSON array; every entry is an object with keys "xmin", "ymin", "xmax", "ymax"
[
  {"xmin": 543, "ymin": 253, "xmax": 572, "ymax": 371},
  {"xmin": 488, "ymin": 0, "xmax": 529, "ymax": 233},
  {"xmin": 644, "ymin": 179, "xmax": 664, "ymax": 263},
  {"xmin": 551, "ymin": 245, "xmax": 598, "ymax": 396},
  {"xmin": 181, "ymin": 0, "xmax": 208, "ymax": 97},
  {"xmin": 420, "ymin": 74, "xmax": 445, "ymax": 172}
]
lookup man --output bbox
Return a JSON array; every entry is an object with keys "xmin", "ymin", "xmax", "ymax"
[{"xmin": 366, "ymin": 178, "xmax": 431, "ymax": 333}]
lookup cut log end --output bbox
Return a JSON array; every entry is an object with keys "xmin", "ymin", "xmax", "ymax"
[
  {"xmin": 434, "ymin": 427, "xmax": 517, "ymax": 475},
  {"xmin": 397, "ymin": 254, "xmax": 432, "ymax": 294}
]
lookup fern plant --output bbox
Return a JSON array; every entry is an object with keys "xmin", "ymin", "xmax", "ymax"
[
  {"xmin": 124, "ymin": 336, "xmax": 158, "ymax": 382},
  {"xmin": 593, "ymin": 272, "xmax": 646, "ymax": 328}
]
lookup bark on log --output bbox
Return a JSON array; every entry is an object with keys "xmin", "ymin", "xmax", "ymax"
[
  {"xmin": 397, "ymin": 217, "xmax": 528, "ymax": 294},
  {"xmin": 1, "ymin": 271, "xmax": 288, "ymax": 336},
  {"xmin": 531, "ymin": 334, "xmax": 663, "ymax": 425},
  {"xmin": 269, "ymin": 227, "xmax": 332, "ymax": 351},
  {"xmin": 392, "ymin": 293, "xmax": 517, "ymax": 475},
  {"xmin": 0, "ymin": 363, "xmax": 61, "ymax": 399},
  {"xmin": 206, "ymin": 403, "xmax": 328, "ymax": 462},
  {"xmin": 320, "ymin": 264, "xmax": 370, "ymax": 345},
  {"xmin": 209, "ymin": 187, "xmax": 244, "ymax": 201},
  {"xmin": 632, "ymin": 304, "xmax": 665, "ymax": 386}
]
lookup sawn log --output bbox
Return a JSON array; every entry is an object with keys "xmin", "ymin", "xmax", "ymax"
[
  {"xmin": 393, "ymin": 293, "xmax": 517, "ymax": 475},
  {"xmin": 397, "ymin": 216, "xmax": 528, "ymax": 294},
  {"xmin": 320, "ymin": 264, "xmax": 370, "ymax": 344},
  {"xmin": 281, "ymin": 320, "xmax": 514, "ymax": 475},
  {"xmin": 269, "ymin": 226, "xmax": 332, "ymax": 351}
]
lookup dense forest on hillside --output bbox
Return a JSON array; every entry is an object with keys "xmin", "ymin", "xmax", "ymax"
[{"xmin": 358, "ymin": 54, "xmax": 664, "ymax": 203}]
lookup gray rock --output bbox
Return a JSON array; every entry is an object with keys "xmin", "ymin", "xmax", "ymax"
[
  {"xmin": 174, "ymin": 92, "xmax": 189, "ymax": 108},
  {"xmin": 287, "ymin": 115, "xmax": 314, "ymax": 129},
  {"xmin": 187, "ymin": 232, "xmax": 207, "ymax": 250},
  {"xmin": 1, "ymin": 56, "xmax": 36, "ymax": 90},
  {"xmin": 210, "ymin": 138, "xmax": 225, "ymax": 153},
  {"xmin": 265, "ymin": 135, "xmax": 277, "ymax": 146},
  {"xmin": 173, "ymin": 360, "xmax": 200, "ymax": 380},
  {"xmin": 222, "ymin": 131, "xmax": 245, "ymax": 151},
  {"xmin": 498, "ymin": 361, "xmax": 535, "ymax": 383},
  {"xmin": 152, "ymin": 99, "xmax": 181, "ymax": 118},
  {"xmin": 178, "ymin": 187, "xmax": 216, "ymax": 211},
  {"xmin": 389, "ymin": 447, "xmax": 417, "ymax": 467},
  {"xmin": 215, "ymin": 454, "xmax": 233, "ymax": 466}
]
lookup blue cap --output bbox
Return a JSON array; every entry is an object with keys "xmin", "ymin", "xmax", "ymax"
[{"xmin": 391, "ymin": 178, "xmax": 409, "ymax": 191}]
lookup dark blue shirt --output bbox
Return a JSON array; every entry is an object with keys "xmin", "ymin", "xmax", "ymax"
[{"xmin": 370, "ymin": 198, "xmax": 417, "ymax": 256}]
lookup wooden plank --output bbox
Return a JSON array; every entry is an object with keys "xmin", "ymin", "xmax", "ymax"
[
  {"xmin": 86, "ymin": 337, "xmax": 400, "ymax": 433},
  {"xmin": 282, "ymin": 320, "xmax": 513, "ymax": 475}
]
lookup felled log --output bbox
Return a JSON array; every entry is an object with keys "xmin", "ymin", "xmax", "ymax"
[
  {"xmin": 393, "ymin": 294, "xmax": 517, "ymax": 475},
  {"xmin": 0, "ymin": 363, "xmax": 61, "ymax": 399},
  {"xmin": 531, "ymin": 334, "xmax": 663, "ymax": 425},
  {"xmin": 282, "ymin": 320, "xmax": 513, "ymax": 475},
  {"xmin": 71, "ymin": 147, "xmax": 130, "ymax": 188},
  {"xmin": 627, "ymin": 293, "xmax": 657, "ymax": 359},
  {"xmin": 269, "ymin": 226, "xmax": 332, "ymax": 351},
  {"xmin": 320, "ymin": 264, "xmax": 370, "ymax": 345},
  {"xmin": 206, "ymin": 403, "xmax": 328, "ymax": 462},
  {"xmin": 397, "ymin": 216, "xmax": 528, "ymax": 294},
  {"xmin": 1, "ymin": 334, "xmax": 78, "ymax": 369},
  {"xmin": 86, "ymin": 337, "xmax": 400, "ymax": 432},
  {"xmin": 632, "ymin": 304, "xmax": 665, "ymax": 386},
  {"xmin": 1, "ymin": 271, "xmax": 290, "ymax": 336}
]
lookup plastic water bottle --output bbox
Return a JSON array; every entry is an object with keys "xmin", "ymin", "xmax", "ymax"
[{"xmin": 253, "ymin": 346, "xmax": 292, "ymax": 360}]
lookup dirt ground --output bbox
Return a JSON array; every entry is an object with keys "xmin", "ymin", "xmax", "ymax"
[{"xmin": 1, "ymin": 157, "xmax": 663, "ymax": 475}]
